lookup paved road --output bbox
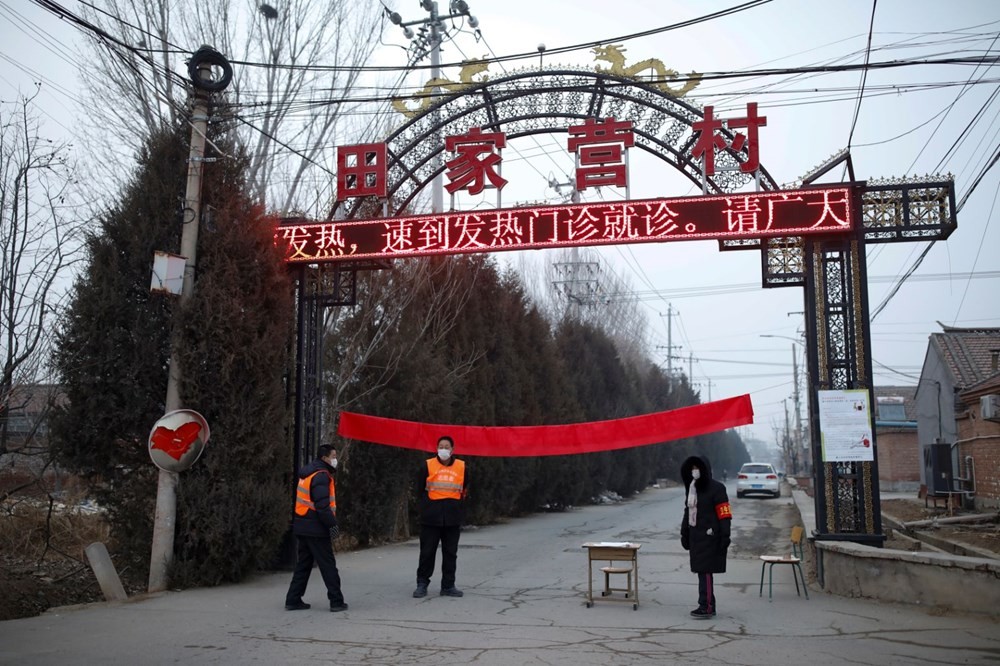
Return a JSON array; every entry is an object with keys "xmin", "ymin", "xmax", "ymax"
[{"xmin": 1, "ymin": 485, "xmax": 998, "ymax": 665}]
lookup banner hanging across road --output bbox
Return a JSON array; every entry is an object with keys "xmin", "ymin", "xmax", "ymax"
[{"xmin": 337, "ymin": 394, "xmax": 754, "ymax": 457}]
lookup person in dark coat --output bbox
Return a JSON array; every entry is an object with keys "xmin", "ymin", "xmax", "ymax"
[
  {"xmin": 285, "ymin": 444, "xmax": 348, "ymax": 612},
  {"xmin": 680, "ymin": 455, "xmax": 732, "ymax": 619},
  {"xmin": 413, "ymin": 435, "xmax": 468, "ymax": 598}
]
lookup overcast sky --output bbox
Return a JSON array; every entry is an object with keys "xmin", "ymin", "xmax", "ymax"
[{"xmin": 3, "ymin": 0, "xmax": 999, "ymax": 451}]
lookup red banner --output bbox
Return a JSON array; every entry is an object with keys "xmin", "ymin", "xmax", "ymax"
[{"xmin": 337, "ymin": 395, "xmax": 753, "ymax": 457}]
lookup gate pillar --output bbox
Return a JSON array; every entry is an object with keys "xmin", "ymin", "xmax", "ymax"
[{"xmin": 803, "ymin": 230, "xmax": 884, "ymax": 545}]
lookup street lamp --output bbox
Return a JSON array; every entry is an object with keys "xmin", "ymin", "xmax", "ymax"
[{"xmin": 760, "ymin": 334, "xmax": 808, "ymax": 475}]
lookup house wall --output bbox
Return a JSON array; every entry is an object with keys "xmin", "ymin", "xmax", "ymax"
[
  {"xmin": 875, "ymin": 428, "xmax": 920, "ymax": 491},
  {"xmin": 915, "ymin": 349, "xmax": 958, "ymax": 486},
  {"xmin": 955, "ymin": 399, "xmax": 1000, "ymax": 508}
]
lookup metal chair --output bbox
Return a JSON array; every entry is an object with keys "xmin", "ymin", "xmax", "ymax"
[{"xmin": 758, "ymin": 526, "xmax": 809, "ymax": 601}]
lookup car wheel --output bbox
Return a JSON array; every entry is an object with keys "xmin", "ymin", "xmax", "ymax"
[{"xmin": 737, "ymin": 491, "xmax": 744, "ymax": 498}]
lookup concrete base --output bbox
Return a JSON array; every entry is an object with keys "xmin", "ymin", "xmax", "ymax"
[
  {"xmin": 791, "ymin": 488, "xmax": 1000, "ymax": 615},
  {"xmin": 815, "ymin": 539, "xmax": 1000, "ymax": 615}
]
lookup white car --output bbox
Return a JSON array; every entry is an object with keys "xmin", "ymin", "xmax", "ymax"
[{"xmin": 736, "ymin": 463, "xmax": 781, "ymax": 498}]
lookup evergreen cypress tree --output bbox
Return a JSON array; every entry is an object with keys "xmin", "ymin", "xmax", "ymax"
[
  {"xmin": 51, "ymin": 124, "xmax": 294, "ymax": 585},
  {"xmin": 169, "ymin": 156, "xmax": 294, "ymax": 586},
  {"xmin": 51, "ymin": 127, "xmax": 187, "ymax": 576}
]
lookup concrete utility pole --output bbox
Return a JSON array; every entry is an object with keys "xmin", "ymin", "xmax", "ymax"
[
  {"xmin": 148, "ymin": 48, "xmax": 231, "ymax": 593},
  {"xmin": 659, "ymin": 305, "xmax": 680, "ymax": 382},
  {"xmin": 761, "ymin": 333, "xmax": 807, "ymax": 474},
  {"xmin": 388, "ymin": 1, "xmax": 481, "ymax": 213},
  {"xmin": 791, "ymin": 344, "xmax": 803, "ymax": 475},
  {"xmin": 428, "ymin": 4, "xmax": 444, "ymax": 215}
]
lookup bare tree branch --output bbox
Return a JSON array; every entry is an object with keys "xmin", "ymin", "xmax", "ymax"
[
  {"xmin": 1, "ymin": 90, "xmax": 87, "ymax": 461},
  {"xmin": 75, "ymin": 0, "xmax": 386, "ymax": 216}
]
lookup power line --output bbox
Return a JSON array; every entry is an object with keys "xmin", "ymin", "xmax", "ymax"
[
  {"xmin": 846, "ymin": 0, "xmax": 877, "ymax": 149},
  {"xmin": 605, "ymin": 270, "xmax": 1000, "ymax": 304}
]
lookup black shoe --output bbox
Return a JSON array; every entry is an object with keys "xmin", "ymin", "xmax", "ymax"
[
  {"xmin": 285, "ymin": 601, "xmax": 311, "ymax": 611},
  {"xmin": 413, "ymin": 584, "xmax": 428, "ymax": 598},
  {"xmin": 440, "ymin": 587, "xmax": 464, "ymax": 597},
  {"xmin": 329, "ymin": 602, "xmax": 349, "ymax": 612},
  {"xmin": 690, "ymin": 608, "xmax": 715, "ymax": 619}
]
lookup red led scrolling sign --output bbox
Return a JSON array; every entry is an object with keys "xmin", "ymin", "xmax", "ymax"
[{"xmin": 278, "ymin": 186, "xmax": 853, "ymax": 264}]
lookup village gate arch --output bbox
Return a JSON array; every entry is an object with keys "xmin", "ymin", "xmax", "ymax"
[{"xmin": 293, "ymin": 66, "xmax": 957, "ymax": 546}]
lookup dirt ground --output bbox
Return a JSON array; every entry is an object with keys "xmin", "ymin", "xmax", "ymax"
[
  {"xmin": 0, "ymin": 496, "xmax": 146, "ymax": 622},
  {"xmin": 880, "ymin": 497, "xmax": 1000, "ymax": 555}
]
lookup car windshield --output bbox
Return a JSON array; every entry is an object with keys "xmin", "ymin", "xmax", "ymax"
[{"xmin": 741, "ymin": 464, "xmax": 774, "ymax": 475}]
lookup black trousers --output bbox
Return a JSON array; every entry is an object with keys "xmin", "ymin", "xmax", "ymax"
[
  {"xmin": 697, "ymin": 572, "xmax": 717, "ymax": 613},
  {"xmin": 416, "ymin": 524, "xmax": 461, "ymax": 589},
  {"xmin": 285, "ymin": 535, "xmax": 345, "ymax": 605}
]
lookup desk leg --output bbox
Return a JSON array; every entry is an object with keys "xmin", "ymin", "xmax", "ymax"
[
  {"xmin": 633, "ymin": 554, "xmax": 639, "ymax": 610},
  {"xmin": 586, "ymin": 559, "xmax": 593, "ymax": 608}
]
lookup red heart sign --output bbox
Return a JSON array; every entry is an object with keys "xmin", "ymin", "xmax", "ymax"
[{"xmin": 150, "ymin": 422, "xmax": 203, "ymax": 460}]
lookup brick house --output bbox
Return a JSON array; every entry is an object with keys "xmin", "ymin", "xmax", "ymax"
[
  {"xmin": 873, "ymin": 386, "xmax": 919, "ymax": 492},
  {"xmin": 915, "ymin": 326, "xmax": 1000, "ymax": 509},
  {"xmin": 956, "ymin": 373, "xmax": 1000, "ymax": 508},
  {"xmin": 0, "ymin": 383, "xmax": 66, "ymax": 495}
]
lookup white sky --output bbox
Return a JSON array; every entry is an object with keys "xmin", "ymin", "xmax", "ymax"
[{"xmin": 3, "ymin": 0, "xmax": 999, "ymax": 451}]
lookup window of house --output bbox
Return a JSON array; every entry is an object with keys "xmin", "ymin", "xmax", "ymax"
[{"xmin": 877, "ymin": 398, "xmax": 907, "ymax": 421}]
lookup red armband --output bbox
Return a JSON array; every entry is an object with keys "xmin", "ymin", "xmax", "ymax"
[{"xmin": 715, "ymin": 502, "xmax": 732, "ymax": 519}]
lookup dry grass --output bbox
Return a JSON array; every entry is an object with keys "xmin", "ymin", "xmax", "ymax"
[
  {"xmin": 0, "ymin": 495, "xmax": 109, "ymax": 562},
  {"xmin": 0, "ymin": 492, "xmax": 117, "ymax": 621}
]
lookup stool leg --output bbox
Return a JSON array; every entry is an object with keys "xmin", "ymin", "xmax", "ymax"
[
  {"xmin": 792, "ymin": 564, "xmax": 801, "ymax": 596},
  {"xmin": 759, "ymin": 562, "xmax": 765, "ymax": 597},
  {"xmin": 768, "ymin": 564, "xmax": 774, "ymax": 601}
]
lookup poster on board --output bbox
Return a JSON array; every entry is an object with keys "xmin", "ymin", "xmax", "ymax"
[{"xmin": 818, "ymin": 389, "xmax": 874, "ymax": 462}]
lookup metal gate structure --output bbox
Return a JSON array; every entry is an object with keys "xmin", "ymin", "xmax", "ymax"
[{"xmin": 291, "ymin": 65, "xmax": 957, "ymax": 546}]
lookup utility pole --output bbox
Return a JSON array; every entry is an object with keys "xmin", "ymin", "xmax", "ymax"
[
  {"xmin": 428, "ymin": 3, "xmax": 444, "ymax": 214},
  {"xmin": 783, "ymin": 399, "xmax": 792, "ymax": 473},
  {"xmin": 389, "ymin": 1, "xmax": 481, "ymax": 213},
  {"xmin": 148, "ymin": 47, "xmax": 231, "ymax": 593},
  {"xmin": 659, "ymin": 305, "xmax": 680, "ymax": 382},
  {"xmin": 791, "ymin": 344, "xmax": 803, "ymax": 475}
]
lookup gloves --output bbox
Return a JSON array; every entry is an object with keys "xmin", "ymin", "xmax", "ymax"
[{"xmin": 329, "ymin": 523, "xmax": 340, "ymax": 540}]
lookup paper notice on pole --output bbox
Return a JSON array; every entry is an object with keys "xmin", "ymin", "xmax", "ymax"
[{"xmin": 818, "ymin": 389, "xmax": 874, "ymax": 462}]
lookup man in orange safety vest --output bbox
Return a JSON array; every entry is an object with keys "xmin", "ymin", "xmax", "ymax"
[
  {"xmin": 285, "ymin": 444, "xmax": 348, "ymax": 612},
  {"xmin": 413, "ymin": 435, "xmax": 468, "ymax": 598}
]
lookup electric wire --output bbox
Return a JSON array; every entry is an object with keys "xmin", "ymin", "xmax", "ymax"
[
  {"xmin": 950, "ymin": 170, "xmax": 1000, "ymax": 324},
  {"xmin": 846, "ymin": 0, "xmax": 878, "ymax": 150}
]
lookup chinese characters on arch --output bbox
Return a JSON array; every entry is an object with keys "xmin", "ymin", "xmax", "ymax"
[
  {"xmin": 280, "ymin": 187, "xmax": 853, "ymax": 263},
  {"xmin": 334, "ymin": 104, "xmax": 765, "ymax": 203}
]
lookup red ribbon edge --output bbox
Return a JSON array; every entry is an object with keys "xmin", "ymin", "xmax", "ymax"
[{"xmin": 337, "ymin": 394, "xmax": 754, "ymax": 457}]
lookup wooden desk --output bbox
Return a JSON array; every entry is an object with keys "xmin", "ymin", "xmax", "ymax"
[{"xmin": 581, "ymin": 542, "xmax": 641, "ymax": 610}]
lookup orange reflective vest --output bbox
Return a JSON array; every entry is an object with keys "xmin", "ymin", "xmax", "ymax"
[
  {"xmin": 295, "ymin": 471, "xmax": 336, "ymax": 516},
  {"xmin": 425, "ymin": 458, "xmax": 465, "ymax": 500}
]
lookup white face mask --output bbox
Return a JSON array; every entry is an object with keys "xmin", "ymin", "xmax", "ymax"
[
  {"xmin": 437, "ymin": 448, "xmax": 452, "ymax": 461},
  {"xmin": 691, "ymin": 469, "xmax": 701, "ymax": 480},
  {"xmin": 328, "ymin": 457, "xmax": 338, "ymax": 470}
]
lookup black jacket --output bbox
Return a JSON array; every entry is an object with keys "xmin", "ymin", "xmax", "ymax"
[
  {"xmin": 417, "ymin": 456, "xmax": 468, "ymax": 527},
  {"xmin": 291, "ymin": 458, "xmax": 338, "ymax": 538},
  {"xmin": 679, "ymin": 455, "xmax": 732, "ymax": 574}
]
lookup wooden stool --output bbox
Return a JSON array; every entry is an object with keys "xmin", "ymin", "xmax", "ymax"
[{"xmin": 600, "ymin": 565, "xmax": 633, "ymax": 597}]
